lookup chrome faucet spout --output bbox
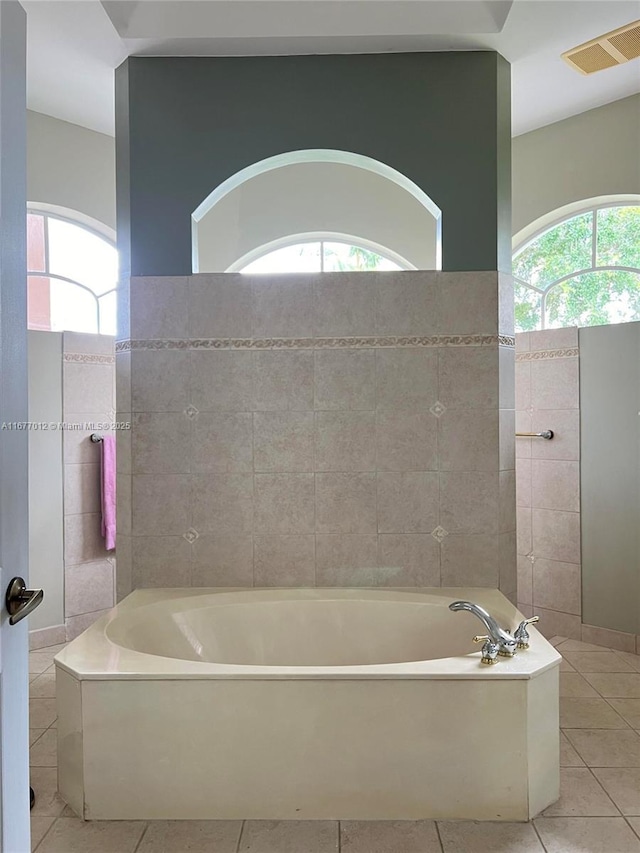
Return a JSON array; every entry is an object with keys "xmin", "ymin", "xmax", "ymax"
[{"xmin": 449, "ymin": 600, "xmax": 517, "ymax": 658}]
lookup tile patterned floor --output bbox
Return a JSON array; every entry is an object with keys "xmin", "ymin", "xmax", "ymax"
[{"xmin": 28, "ymin": 637, "xmax": 640, "ymax": 852}]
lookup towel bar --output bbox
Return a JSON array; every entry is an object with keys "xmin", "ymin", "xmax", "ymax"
[{"xmin": 515, "ymin": 430, "xmax": 554, "ymax": 440}]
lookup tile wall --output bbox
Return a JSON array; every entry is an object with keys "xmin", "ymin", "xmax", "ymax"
[
  {"xmin": 116, "ymin": 272, "xmax": 516, "ymax": 597},
  {"xmin": 516, "ymin": 328, "xmax": 582, "ymax": 639},
  {"xmin": 61, "ymin": 332, "xmax": 116, "ymax": 639}
]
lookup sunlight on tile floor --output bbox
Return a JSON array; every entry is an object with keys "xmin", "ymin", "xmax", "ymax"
[{"xmin": 29, "ymin": 637, "xmax": 640, "ymax": 852}]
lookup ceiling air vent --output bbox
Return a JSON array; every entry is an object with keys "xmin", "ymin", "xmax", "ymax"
[{"xmin": 562, "ymin": 20, "xmax": 640, "ymax": 74}]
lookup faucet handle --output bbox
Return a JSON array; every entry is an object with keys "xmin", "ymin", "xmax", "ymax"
[
  {"xmin": 472, "ymin": 635, "xmax": 500, "ymax": 665},
  {"xmin": 514, "ymin": 615, "xmax": 540, "ymax": 649}
]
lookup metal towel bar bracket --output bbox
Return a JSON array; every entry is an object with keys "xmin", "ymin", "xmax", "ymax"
[
  {"xmin": 90, "ymin": 434, "xmax": 103, "ymax": 443},
  {"xmin": 516, "ymin": 430, "xmax": 554, "ymax": 440}
]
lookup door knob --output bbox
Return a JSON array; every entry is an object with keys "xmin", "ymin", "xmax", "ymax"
[{"xmin": 5, "ymin": 577, "xmax": 44, "ymax": 625}]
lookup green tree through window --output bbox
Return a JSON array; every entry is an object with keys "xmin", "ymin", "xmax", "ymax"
[{"xmin": 513, "ymin": 205, "xmax": 640, "ymax": 332}]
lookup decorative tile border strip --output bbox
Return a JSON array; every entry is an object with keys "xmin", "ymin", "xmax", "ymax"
[
  {"xmin": 116, "ymin": 334, "xmax": 515, "ymax": 352},
  {"xmin": 63, "ymin": 352, "xmax": 115, "ymax": 364},
  {"xmin": 516, "ymin": 347, "xmax": 579, "ymax": 362}
]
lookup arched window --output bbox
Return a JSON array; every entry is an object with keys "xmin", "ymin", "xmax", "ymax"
[
  {"xmin": 513, "ymin": 203, "xmax": 640, "ymax": 332},
  {"xmin": 232, "ymin": 236, "xmax": 411, "ymax": 274},
  {"xmin": 27, "ymin": 210, "xmax": 118, "ymax": 335}
]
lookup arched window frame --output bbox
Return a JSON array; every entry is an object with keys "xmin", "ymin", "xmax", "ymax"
[
  {"xmin": 228, "ymin": 232, "xmax": 416, "ymax": 273},
  {"xmin": 512, "ymin": 197, "xmax": 640, "ymax": 332},
  {"xmin": 27, "ymin": 205, "xmax": 118, "ymax": 335}
]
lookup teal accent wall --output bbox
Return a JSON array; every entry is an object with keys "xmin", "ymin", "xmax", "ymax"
[{"xmin": 116, "ymin": 52, "xmax": 511, "ymax": 277}]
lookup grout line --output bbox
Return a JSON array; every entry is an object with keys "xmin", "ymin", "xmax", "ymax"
[
  {"xmin": 132, "ymin": 822, "xmax": 150, "ymax": 853},
  {"xmin": 337, "ymin": 820, "xmax": 341, "ymax": 852},
  {"xmin": 32, "ymin": 815, "xmax": 57, "ymax": 853},
  {"xmin": 584, "ymin": 765, "xmax": 622, "ymax": 816},
  {"xmin": 434, "ymin": 820, "xmax": 445, "ymax": 852},
  {"xmin": 531, "ymin": 818, "xmax": 550, "ymax": 852},
  {"xmin": 625, "ymin": 816, "xmax": 640, "ymax": 841},
  {"xmin": 235, "ymin": 819, "xmax": 246, "ymax": 853}
]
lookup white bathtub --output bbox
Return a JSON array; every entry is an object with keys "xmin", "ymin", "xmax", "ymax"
[{"xmin": 55, "ymin": 587, "xmax": 560, "ymax": 821}]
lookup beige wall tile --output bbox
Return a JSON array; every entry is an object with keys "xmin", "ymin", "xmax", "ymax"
[
  {"xmin": 441, "ymin": 533, "xmax": 499, "ymax": 587},
  {"xmin": 65, "ymin": 560, "xmax": 114, "ymax": 617},
  {"xmin": 65, "ymin": 609, "xmax": 111, "ymax": 641},
  {"xmin": 314, "ymin": 349, "xmax": 375, "ymax": 411},
  {"xmin": 63, "ymin": 463, "xmax": 100, "ymax": 515},
  {"xmin": 254, "ymin": 350, "xmax": 314, "ymax": 411},
  {"xmin": 376, "ymin": 274, "xmax": 439, "ymax": 336},
  {"xmin": 253, "ymin": 412, "xmax": 314, "ymax": 473},
  {"xmin": 438, "ymin": 347, "xmax": 498, "ymax": 409},
  {"xmin": 64, "ymin": 513, "xmax": 108, "ymax": 566},
  {"xmin": 316, "ymin": 473, "xmax": 377, "ymax": 534},
  {"xmin": 438, "ymin": 408, "xmax": 499, "ymax": 471},
  {"xmin": 532, "ymin": 459, "xmax": 580, "ymax": 512},
  {"xmin": 517, "ymin": 457, "xmax": 532, "ymax": 507},
  {"xmin": 534, "ymin": 607, "xmax": 582, "ymax": 641},
  {"xmin": 130, "ymin": 276, "xmax": 189, "ymax": 339},
  {"xmin": 192, "ymin": 412, "xmax": 253, "ymax": 473},
  {"xmin": 314, "ymin": 274, "xmax": 375, "ymax": 336},
  {"xmin": 581, "ymin": 624, "xmax": 637, "ymax": 654},
  {"xmin": 500, "ymin": 470, "xmax": 517, "ymax": 533},
  {"xmin": 516, "ymin": 332, "xmax": 531, "ymax": 353},
  {"xmin": 254, "ymin": 473, "xmax": 315, "ymax": 534},
  {"xmin": 500, "ymin": 408, "xmax": 516, "ymax": 471},
  {"xmin": 531, "ymin": 357, "xmax": 579, "ymax": 411},
  {"xmin": 517, "ymin": 506, "xmax": 532, "ymax": 555},
  {"xmin": 515, "ymin": 361, "xmax": 531, "ymax": 411},
  {"xmin": 132, "ymin": 412, "xmax": 192, "ymax": 474},
  {"xmin": 132, "ymin": 474, "xmax": 191, "ymax": 536},
  {"xmin": 376, "ymin": 348, "xmax": 437, "ymax": 410},
  {"xmin": 117, "ymin": 472, "xmax": 131, "ymax": 536},
  {"xmin": 62, "ymin": 413, "xmax": 111, "ymax": 464},
  {"xmin": 189, "ymin": 274, "xmax": 252, "ymax": 338},
  {"xmin": 498, "ymin": 272, "xmax": 515, "ymax": 336},
  {"xmin": 516, "ymin": 411, "xmax": 532, "ymax": 460},
  {"xmin": 377, "ymin": 471, "xmax": 438, "ymax": 534},
  {"xmin": 131, "ymin": 351, "xmax": 189, "ymax": 413},
  {"xmin": 116, "ymin": 419, "xmax": 132, "ymax": 474},
  {"xmin": 532, "ymin": 508, "xmax": 581, "ymax": 563},
  {"xmin": 517, "ymin": 555, "xmax": 533, "ymax": 605},
  {"xmin": 63, "ymin": 363, "xmax": 114, "ymax": 414},
  {"xmin": 131, "ymin": 536, "xmax": 192, "ymax": 587},
  {"xmin": 376, "ymin": 411, "xmax": 437, "ymax": 472},
  {"xmin": 254, "ymin": 535, "xmax": 315, "ymax": 587},
  {"xmin": 192, "ymin": 474, "xmax": 253, "ymax": 535},
  {"xmin": 116, "ymin": 351, "xmax": 130, "ymax": 413},
  {"xmin": 315, "ymin": 535, "xmax": 379, "ymax": 585},
  {"xmin": 377, "ymin": 534, "xmax": 441, "ymax": 586},
  {"xmin": 63, "ymin": 331, "xmax": 114, "ymax": 357},
  {"xmin": 439, "ymin": 471, "xmax": 499, "ymax": 535},
  {"xmin": 531, "ymin": 410, "xmax": 580, "ymax": 461},
  {"xmin": 530, "ymin": 326, "xmax": 578, "ymax": 352},
  {"xmin": 191, "ymin": 535, "xmax": 253, "ymax": 586},
  {"xmin": 116, "ymin": 534, "xmax": 132, "ymax": 601},
  {"xmin": 499, "ymin": 345, "xmax": 515, "ymax": 410},
  {"xmin": 533, "ymin": 558, "xmax": 581, "ymax": 616},
  {"xmin": 252, "ymin": 276, "xmax": 314, "ymax": 338},
  {"xmin": 315, "ymin": 411, "xmax": 376, "ymax": 472},
  {"xmin": 499, "ymin": 530, "xmax": 517, "ymax": 597},
  {"xmin": 190, "ymin": 350, "xmax": 253, "ymax": 412},
  {"xmin": 439, "ymin": 271, "xmax": 498, "ymax": 336}
]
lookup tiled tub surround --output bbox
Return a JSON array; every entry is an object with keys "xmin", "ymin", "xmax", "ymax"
[
  {"xmin": 516, "ymin": 328, "xmax": 582, "ymax": 641},
  {"xmin": 32, "ymin": 636, "xmax": 640, "ymax": 852},
  {"xmin": 116, "ymin": 271, "xmax": 516, "ymax": 599},
  {"xmin": 62, "ymin": 333, "xmax": 117, "ymax": 640},
  {"xmin": 56, "ymin": 587, "xmax": 559, "ymax": 822}
]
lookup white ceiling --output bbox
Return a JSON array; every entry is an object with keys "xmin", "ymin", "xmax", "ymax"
[{"xmin": 23, "ymin": 0, "xmax": 640, "ymax": 138}]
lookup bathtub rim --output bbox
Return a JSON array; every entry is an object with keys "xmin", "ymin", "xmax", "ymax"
[{"xmin": 55, "ymin": 587, "xmax": 561, "ymax": 682}]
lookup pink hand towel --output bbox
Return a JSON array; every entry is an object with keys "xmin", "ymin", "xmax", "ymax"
[{"xmin": 100, "ymin": 435, "xmax": 116, "ymax": 551}]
